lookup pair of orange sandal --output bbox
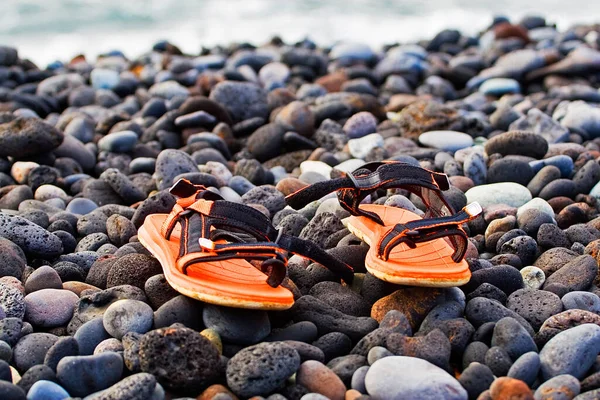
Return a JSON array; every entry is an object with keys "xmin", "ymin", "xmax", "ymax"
[{"xmin": 138, "ymin": 161, "xmax": 482, "ymax": 310}]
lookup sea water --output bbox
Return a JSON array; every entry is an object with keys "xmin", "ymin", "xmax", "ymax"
[{"xmin": 1, "ymin": 0, "xmax": 600, "ymax": 67}]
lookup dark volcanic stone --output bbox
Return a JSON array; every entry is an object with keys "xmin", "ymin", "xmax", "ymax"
[
  {"xmin": 312, "ymin": 332, "xmax": 353, "ymax": 362},
  {"xmin": 299, "ymin": 212, "xmax": 345, "ymax": 249},
  {"xmin": 0, "ymin": 117, "xmax": 64, "ymax": 158},
  {"xmin": 85, "ymin": 255, "xmax": 118, "ymax": 289},
  {"xmin": 12, "ymin": 332, "xmax": 59, "ymax": 373},
  {"xmin": 466, "ymin": 283, "xmax": 508, "ymax": 305},
  {"xmin": 226, "ymin": 342, "xmax": 301, "ymax": 398},
  {"xmin": 100, "ymin": 168, "xmax": 146, "ymax": 205},
  {"xmin": 487, "ymin": 158, "xmax": 534, "ymax": 186},
  {"xmin": 106, "ymin": 254, "xmax": 162, "ymax": 289},
  {"xmin": 131, "ymin": 190, "xmax": 176, "ymax": 228},
  {"xmin": 241, "ymin": 185, "xmax": 286, "ymax": 216},
  {"xmin": 144, "ymin": 274, "xmax": 179, "ymax": 309},
  {"xmin": 139, "ymin": 326, "xmax": 221, "ymax": 392},
  {"xmin": 459, "ymin": 362, "xmax": 495, "ymax": 400},
  {"xmin": 465, "ymin": 297, "xmax": 534, "ymax": 336},
  {"xmin": 499, "ymin": 235, "xmax": 538, "ymax": 265},
  {"xmin": 153, "ymin": 295, "xmax": 204, "ymax": 330},
  {"xmin": 16, "ymin": 364, "xmax": 56, "ymax": 393},
  {"xmin": 462, "ymin": 265, "xmax": 524, "ymax": 296},
  {"xmin": 291, "ymin": 296, "xmax": 378, "ymax": 342},
  {"xmin": 44, "ymin": 336, "xmax": 79, "ymax": 372},
  {"xmin": 327, "ymin": 354, "xmax": 367, "ymax": 386},
  {"xmin": 543, "ymin": 254, "xmax": 598, "ymax": 293},
  {"xmin": 309, "ymin": 281, "xmax": 371, "ymax": 317},
  {"xmin": 506, "ymin": 289, "xmax": 563, "ymax": 331},
  {"xmin": 484, "ymin": 346, "xmax": 512, "ymax": 376},
  {"xmin": 462, "ymin": 341, "xmax": 490, "ymax": 370},
  {"xmin": 203, "ymin": 303, "xmax": 271, "ymax": 345},
  {"xmin": 0, "ymin": 381, "xmax": 26, "ymax": 400},
  {"xmin": 0, "ymin": 214, "xmax": 63, "ymax": 259}
]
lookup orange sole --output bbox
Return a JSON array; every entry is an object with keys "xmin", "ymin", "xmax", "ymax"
[
  {"xmin": 345, "ymin": 204, "xmax": 471, "ymax": 287},
  {"xmin": 138, "ymin": 214, "xmax": 295, "ymax": 310}
]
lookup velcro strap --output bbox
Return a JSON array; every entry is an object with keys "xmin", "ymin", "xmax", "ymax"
[
  {"xmin": 378, "ymin": 203, "xmax": 482, "ymax": 262},
  {"xmin": 286, "ymin": 161, "xmax": 451, "ymax": 225}
]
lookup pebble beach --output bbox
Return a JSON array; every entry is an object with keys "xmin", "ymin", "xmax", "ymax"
[{"xmin": 2, "ymin": 11, "xmax": 600, "ymax": 400}]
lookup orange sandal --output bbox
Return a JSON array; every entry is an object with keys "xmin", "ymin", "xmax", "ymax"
[
  {"xmin": 138, "ymin": 179, "xmax": 354, "ymax": 310},
  {"xmin": 286, "ymin": 161, "xmax": 482, "ymax": 287}
]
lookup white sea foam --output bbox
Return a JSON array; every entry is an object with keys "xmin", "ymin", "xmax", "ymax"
[{"xmin": 1, "ymin": 0, "xmax": 600, "ymax": 66}]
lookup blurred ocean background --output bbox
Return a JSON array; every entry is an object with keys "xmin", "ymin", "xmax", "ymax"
[{"xmin": 2, "ymin": 0, "xmax": 600, "ymax": 67}]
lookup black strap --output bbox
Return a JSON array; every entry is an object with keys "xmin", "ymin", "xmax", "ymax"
[
  {"xmin": 286, "ymin": 161, "xmax": 452, "ymax": 225},
  {"xmin": 378, "ymin": 207, "xmax": 475, "ymax": 262},
  {"xmin": 168, "ymin": 179, "xmax": 354, "ymax": 286}
]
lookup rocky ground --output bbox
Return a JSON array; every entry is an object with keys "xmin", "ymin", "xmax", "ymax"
[{"xmin": 1, "ymin": 14, "xmax": 600, "ymax": 400}]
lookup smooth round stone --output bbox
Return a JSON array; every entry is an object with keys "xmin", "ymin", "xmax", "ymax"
[
  {"xmin": 149, "ymin": 80, "xmax": 189, "ymax": 99},
  {"xmin": 590, "ymin": 180, "xmax": 600, "ymax": 201},
  {"xmin": 348, "ymin": 134, "xmax": 384, "ymax": 159},
  {"xmin": 24, "ymin": 289, "xmax": 79, "ymax": 328},
  {"xmin": 490, "ymin": 317, "xmax": 537, "ymax": 361},
  {"xmin": 520, "ymin": 266, "xmax": 545, "ymax": 290},
  {"xmin": 464, "ymin": 152, "xmax": 487, "ymax": 186},
  {"xmin": 540, "ymin": 324, "xmax": 600, "ymax": 380},
  {"xmin": 479, "ymin": 78, "xmax": 521, "ymax": 96},
  {"xmin": 507, "ymin": 352, "xmax": 540, "ymax": 387},
  {"xmin": 0, "ymin": 380, "xmax": 27, "ymax": 399},
  {"xmin": 466, "ymin": 183, "xmax": 532, "ymax": 208},
  {"xmin": 296, "ymin": 360, "xmax": 346, "ymax": 400},
  {"xmin": 13, "ymin": 333, "xmax": 59, "ymax": 373},
  {"xmin": 103, "ymin": 299, "xmax": 154, "ymax": 340},
  {"xmin": 97, "ymin": 131, "xmax": 138, "ymax": 153},
  {"xmin": 218, "ymin": 186, "xmax": 242, "ymax": 203},
  {"xmin": 129, "ymin": 157, "xmax": 156, "ymax": 174},
  {"xmin": 24, "ymin": 265, "xmax": 62, "ymax": 294},
  {"xmin": 27, "ymin": 380, "xmax": 70, "ymax": 400},
  {"xmin": 202, "ymin": 304, "xmax": 270, "ymax": 345},
  {"xmin": 56, "ymin": 352, "xmax": 123, "ymax": 397},
  {"xmin": 90, "ymin": 68, "xmax": 119, "ymax": 90},
  {"xmin": 418, "ymin": 131, "xmax": 474, "ymax": 152},
  {"xmin": 343, "ymin": 112, "xmax": 378, "ymax": 139},
  {"xmin": 66, "ymin": 198, "xmax": 98, "ymax": 215},
  {"xmin": 562, "ymin": 291, "xmax": 600, "ymax": 314},
  {"xmin": 365, "ymin": 356, "xmax": 467, "ymax": 400},
  {"xmin": 516, "ymin": 198, "xmax": 555, "ymax": 220},
  {"xmin": 334, "ymin": 159, "xmax": 366, "ymax": 173},
  {"xmin": 94, "ymin": 338, "xmax": 124, "ymax": 355},
  {"xmin": 300, "ymin": 161, "xmax": 332, "ymax": 179},
  {"xmin": 532, "ymin": 155, "xmax": 574, "ymax": 178},
  {"xmin": 11, "ymin": 161, "xmax": 39, "ymax": 184},
  {"xmin": 534, "ymin": 374, "xmax": 581, "ymax": 399},
  {"xmin": 34, "ymin": 185, "xmax": 69, "ymax": 202}
]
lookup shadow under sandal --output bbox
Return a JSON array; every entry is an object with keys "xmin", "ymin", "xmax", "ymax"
[
  {"xmin": 138, "ymin": 178, "xmax": 354, "ymax": 310},
  {"xmin": 286, "ymin": 161, "xmax": 482, "ymax": 287}
]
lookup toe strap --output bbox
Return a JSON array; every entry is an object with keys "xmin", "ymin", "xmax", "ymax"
[{"xmin": 377, "ymin": 202, "xmax": 482, "ymax": 263}]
